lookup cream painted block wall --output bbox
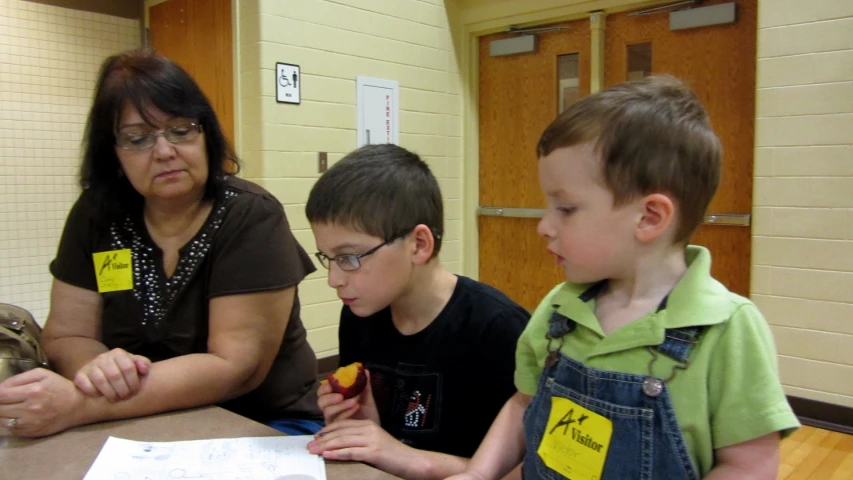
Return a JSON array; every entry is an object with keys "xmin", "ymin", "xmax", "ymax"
[
  {"xmin": 238, "ymin": 0, "xmax": 463, "ymax": 358},
  {"xmin": 753, "ymin": 0, "xmax": 853, "ymax": 407},
  {"xmin": 0, "ymin": 0, "xmax": 140, "ymax": 323}
]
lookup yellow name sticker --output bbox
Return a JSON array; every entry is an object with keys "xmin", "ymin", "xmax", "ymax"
[
  {"xmin": 92, "ymin": 249, "xmax": 134, "ymax": 293},
  {"xmin": 537, "ymin": 396, "xmax": 613, "ymax": 480}
]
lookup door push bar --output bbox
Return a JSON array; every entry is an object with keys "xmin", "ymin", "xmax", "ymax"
[{"xmin": 476, "ymin": 207, "xmax": 750, "ymax": 227}]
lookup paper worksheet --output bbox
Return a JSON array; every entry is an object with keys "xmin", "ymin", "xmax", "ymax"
[{"xmin": 83, "ymin": 435, "xmax": 326, "ymax": 480}]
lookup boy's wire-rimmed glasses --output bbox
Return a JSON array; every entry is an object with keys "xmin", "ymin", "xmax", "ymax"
[{"xmin": 315, "ymin": 228, "xmax": 416, "ymax": 272}]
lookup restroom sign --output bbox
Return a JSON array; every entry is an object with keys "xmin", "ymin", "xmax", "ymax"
[{"xmin": 276, "ymin": 63, "xmax": 301, "ymax": 104}]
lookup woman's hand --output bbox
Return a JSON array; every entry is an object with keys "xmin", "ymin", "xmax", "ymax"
[
  {"xmin": 317, "ymin": 369, "xmax": 380, "ymax": 425},
  {"xmin": 73, "ymin": 348, "xmax": 152, "ymax": 401},
  {"xmin": 0, "ymin": 368, "xmax": 88, "ymax": 437}
]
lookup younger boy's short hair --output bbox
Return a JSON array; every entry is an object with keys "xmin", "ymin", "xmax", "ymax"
[
  {"xmin": 306, "ymin": 144, "xmax": 444, "ymax": 256},
  {"xmin": 537, "ymin": 75, "xmax": 721, "ymax": 244}
]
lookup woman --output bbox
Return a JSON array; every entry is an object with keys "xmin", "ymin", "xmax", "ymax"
[{"xmin": 0, "ymin": 49, "xmax": 323, "ymax": 437}]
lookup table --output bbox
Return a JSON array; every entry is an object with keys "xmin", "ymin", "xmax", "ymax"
[{"xmin": 0, "ymin": 406, "xmax": 402, "ymax": 480}]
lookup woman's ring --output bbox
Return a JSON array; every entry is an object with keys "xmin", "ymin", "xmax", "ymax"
[{"xmin": 6, "ymin": 418, "xmax": 17, "ymax": 428}]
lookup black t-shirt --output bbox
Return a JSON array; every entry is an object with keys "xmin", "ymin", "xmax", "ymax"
[
  {"xmin": 339, "ymin": 276, "xmax": 530, "ymax": 458},
  {"xmin": 49, "ymin": 176, "xmax": 322, "ymax": 421}
]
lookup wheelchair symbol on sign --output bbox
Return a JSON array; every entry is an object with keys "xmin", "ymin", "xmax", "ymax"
[{"xmin": 279, "ymin": 70, "xmax": 298, "ymax": 89}]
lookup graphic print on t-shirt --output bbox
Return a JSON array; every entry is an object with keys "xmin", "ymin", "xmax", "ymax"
[{"xmin": 368, "ymin": 363, "xmax": 441, "ymax": 433}]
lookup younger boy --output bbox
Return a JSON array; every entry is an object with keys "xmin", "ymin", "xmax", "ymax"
[
  {"xmin": 304, "ymin": 144, "xmax": 530, "ymax": 480},
  {"xmin": 448, "ymin": 76, "xmax": 799, "ymax": 480}
]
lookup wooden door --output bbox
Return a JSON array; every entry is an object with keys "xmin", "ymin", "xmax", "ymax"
[
  {"xmin": 478, "ymin": 20, "xmax": 590, "ymax": 311},
  {"xmin": 604, "ymin": 0, "xmax": 756, "ymax": 295},
  {"xmin": 477, "ymin": 0, "xmax": 757, "ymax": 310},
  {"xmin": 148, "ymin": 0, "xmax": 234, "ymax": 150}
]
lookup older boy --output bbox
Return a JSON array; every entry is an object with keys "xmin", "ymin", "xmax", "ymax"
[{"xmin": 305, "ymin": 144, "xmax": 529, "ymax": 480}]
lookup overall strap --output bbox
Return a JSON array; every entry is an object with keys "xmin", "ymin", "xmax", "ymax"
[
  {"xmin": 544, "ymin": 310, "xmax": 576, "ymax": 368},
  {"xmin": 546, "ymin": 310, "xmax": 576, "ymax": 339},
  {"xmin": 656, "ymin": 326, "xmax": 703, "ymax": 363},
  {"xmin": 641, "ymin": 326, "xmax": 704, "ymax": 397},
  {"xmin": 545, "ymin": 281, "xmax": 606, "ymax": 340}
]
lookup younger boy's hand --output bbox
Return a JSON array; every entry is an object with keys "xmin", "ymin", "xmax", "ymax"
[{"xmin": 317, "ymin": 369, "xmax": 379, "ymax": 425}]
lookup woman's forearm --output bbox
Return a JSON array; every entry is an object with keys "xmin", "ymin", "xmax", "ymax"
[
  {"xmin": 41, "ymin": 336, "xmax": 109, "ymax": 379},
  {"xmin": 77, "ymin": 351, "xmax": 261, "ymax": 425}
]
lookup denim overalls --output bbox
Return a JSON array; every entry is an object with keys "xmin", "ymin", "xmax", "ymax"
[{"xmin": 522, "ymin": 293, "xmax": 702, "ymax": 480}]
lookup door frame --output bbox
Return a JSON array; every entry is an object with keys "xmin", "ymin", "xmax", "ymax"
[
  {"xmin": 458, "ymin": 0, "xmax": 688, "ymax": 279},
  {"xmin": 143, "ymin": 0, "xmax": 242, "ymax": 157}
]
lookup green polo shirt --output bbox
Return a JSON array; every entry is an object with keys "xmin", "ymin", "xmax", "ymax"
[{"xmin": 516, "ymin": 246, "xmax": 800, "ymax": 476}]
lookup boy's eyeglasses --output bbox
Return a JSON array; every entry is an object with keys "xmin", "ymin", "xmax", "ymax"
[
  {"xmin": 116, "ymin": 123, "xmax": 203, "ymax": 150},
  {"xmin": 315, "ymin": 228, "xmax": 415, "ymax": 272}
]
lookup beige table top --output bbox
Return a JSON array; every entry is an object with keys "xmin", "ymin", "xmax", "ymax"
[{"xmin": 0, "ymin": 406, "xmax": 401, "ymax": 480}]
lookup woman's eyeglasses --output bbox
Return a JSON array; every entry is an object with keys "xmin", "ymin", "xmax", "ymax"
[{"xmin": 116, "ymin": 123, "xmax": 203, "ymax": 150}]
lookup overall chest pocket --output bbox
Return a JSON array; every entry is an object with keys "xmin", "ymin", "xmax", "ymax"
[{"xmin": 526, "ymin": 377, "xmax": 657, "ymax": 480}]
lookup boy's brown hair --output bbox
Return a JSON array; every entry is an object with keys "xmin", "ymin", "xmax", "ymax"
[
  {"xmin": 305, "ymin": 144, "xmax": 444, "ymax": 257},
  {"xmin": 537, "ymin": 75, "xmax": 721, "ymax": 244}
]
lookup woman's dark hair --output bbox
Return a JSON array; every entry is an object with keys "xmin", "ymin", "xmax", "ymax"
[{"xmin": 80, "ymin": 48, "xmax": 239, "ymax": 217}]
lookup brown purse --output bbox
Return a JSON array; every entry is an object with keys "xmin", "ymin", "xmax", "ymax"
[{"xmin": 0, "ymin": 303, "xmax": 49, "ymax": 383}]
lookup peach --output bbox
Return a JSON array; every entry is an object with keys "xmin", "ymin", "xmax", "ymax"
[{"xmin": 326, "ymin": 362, "xmax": 367, "ymax": 399}]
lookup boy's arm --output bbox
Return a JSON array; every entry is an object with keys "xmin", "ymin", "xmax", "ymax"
[
  {"xmin": 321, "ymin": 308, "xmax": 382, "ymax": 425},
  {"xmin": 307, "ymin": 392, "xmax": 531, "ymax": 480},
  {"xmin": 705, "ymin": 433, "xmax": 780, "ymax": 480},
  {"xmin": 704, "ymin": 303, "xmax": 798, "ymax": 477},
  {"xmin": 307, "ymin": 418, "xmax": 468, "ymax": 480},
  {"xmin": 446, "ymin": 392, "xmax": 531, "ymax": 480},
  {"xmin": 392, "ymin": 448, "xmax": 469, "ymax": 480}
]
